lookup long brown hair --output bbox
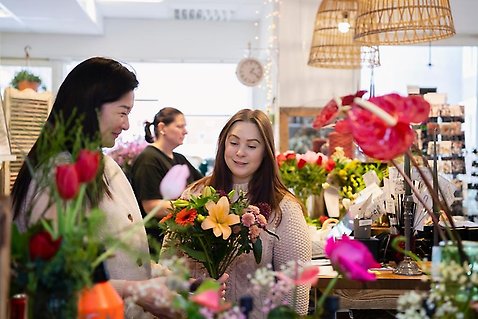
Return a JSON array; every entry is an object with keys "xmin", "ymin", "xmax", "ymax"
[{"xmin": 205, "ymin": 109, "xmax": 297, "ymax": 213}]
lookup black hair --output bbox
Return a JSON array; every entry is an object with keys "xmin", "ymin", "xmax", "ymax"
[
  {"xmin": 12, "ymin": 57, "xmax": 139, "ymax": 219},
  {"xmin": 144, "ymin": 107, "xmax": 183, "ymax": 143}
]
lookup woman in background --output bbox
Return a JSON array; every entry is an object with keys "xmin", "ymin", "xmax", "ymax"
[
  {"xmin": 163, "ymin": 108, "xmax": 312, "ymax": 319},
  {"xmin": 130, "ymin": 107, "xmax": 202, "ymax": 250}
]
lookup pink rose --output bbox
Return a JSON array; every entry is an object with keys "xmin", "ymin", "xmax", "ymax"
[
  {"xmin": 241, "ymin": 212, "xmax": 255, "ymax": 227},
  {"xmin": 325, "ymin": 235, "xmax": 380, "ymax": 282}
]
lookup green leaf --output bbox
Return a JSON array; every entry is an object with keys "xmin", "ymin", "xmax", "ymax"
[
  {"xmin": 267, "ymin": 305, "xmax": 298, "ymax": 319},
  {"xmin": 179, "ymin": 244, "xmax": 208, "ymax": 262},
  {"xmin": 195, "ymin": 278, "xmax": 220, "ymax": 293},
  {"xmin": 253, "ymin": 238, "xmax": 262, "ymax": 264}
]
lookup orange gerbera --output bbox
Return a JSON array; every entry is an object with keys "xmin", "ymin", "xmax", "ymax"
[
  {"xmin": 160, "ymin": 213, "xmax": 173, "ymax": 223},
  {"xmin": 175, "ymin": 208, "xmax": 198, "ymax": 226}
]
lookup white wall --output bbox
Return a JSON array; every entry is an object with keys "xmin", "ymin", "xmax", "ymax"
[
  {"xmin": 0, "ymin": 18, "xmax": 257, "ymax": 62},
  {"xmin": 277, "ymin": 0, "xmax": 358, "ymax": 108}
]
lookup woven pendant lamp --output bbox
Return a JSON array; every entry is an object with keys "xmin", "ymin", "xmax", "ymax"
[
  {"xmin": 354, "ymin": 0, "xmax": 455, "ymax": 45},
  {"xmin": 308, "ymin": 0, "xmax": 379, "ymax": 69}
]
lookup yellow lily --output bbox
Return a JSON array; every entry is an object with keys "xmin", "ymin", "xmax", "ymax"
[{"xmin": 201, "ymin": 196, "xmax": 240, "ymax": 240}]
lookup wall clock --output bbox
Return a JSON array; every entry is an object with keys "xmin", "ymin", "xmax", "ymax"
[{"xmin": 235, "ymin": 57, "xmax": 264, "ymax": 87}]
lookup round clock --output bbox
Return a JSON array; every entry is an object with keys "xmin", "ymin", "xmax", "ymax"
[{"xmin": 236, "ymin": 58, "xmax": 264, "ymax": 87}]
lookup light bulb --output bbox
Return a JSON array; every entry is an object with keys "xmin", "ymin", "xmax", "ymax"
[{"xmin": 338, "ymin": 21, "xmax": 350, "ymax": 33}]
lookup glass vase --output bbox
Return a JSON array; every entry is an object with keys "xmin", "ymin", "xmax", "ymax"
[{"xmin": 28, "ymin": 286, "xmax": 78, "ymax": 319}]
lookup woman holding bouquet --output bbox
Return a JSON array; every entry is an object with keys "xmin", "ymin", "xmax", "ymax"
[
  {"xmin": 163, "ymin": 109, "xmax": 312, "ymax": 318},
  {"xmin": 11, "ymin": 57, "xmax": 187, "ymax": 319}
]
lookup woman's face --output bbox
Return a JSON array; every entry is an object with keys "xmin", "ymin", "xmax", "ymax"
[
  {"xmin": 224, "ymin": 121, "xmax": 265, "ymax": 184},
  {"xmin": 98, "ymin": 91, "xmax": 134, "ymax": 147},
  {"xmin": 162, "ymin": 114, "xmax": 188, "ymax": 148}
]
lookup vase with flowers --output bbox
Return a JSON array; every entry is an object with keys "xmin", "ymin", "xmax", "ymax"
[{"xmin": 9, "ymin": 118, "xmax": 113, "ymax": 318}]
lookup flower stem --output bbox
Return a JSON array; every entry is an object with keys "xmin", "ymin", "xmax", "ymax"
[
  {"xmin": 406, "ymin": 149, "xmax": 467, "ymax": 263},
  {"xmin": 197, "ymin": 235, "xmax": 217, "ymax": 279},
  {"xmin": 390, "ymin": 159, "xmax": 446, "ymax": 240},
  {"xmin": 315, "ymin": 275, "xmax": 338, "ymax": 318}
]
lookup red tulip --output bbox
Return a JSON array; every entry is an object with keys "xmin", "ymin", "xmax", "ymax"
[
  {"xmin": 29, "ymin": 231, "xmax": 62, "ymax": 261},
  {"xmin": 75, "ymin": 149, "xmax": 100, "ymax": 183},
  {"xmin": 56, "ymin": 164, "xmax": 80, "ymax": 199},
  {"xmin": 325, "ymin": 235, "xmax": 380, "ymax": 282},
  {"xmin": 297, "ymin": 158, "xmax": 307, "ymax": 169},
  {"xmin": 276, "ymin": 153, "xmax": 287, "ymax": 167}
]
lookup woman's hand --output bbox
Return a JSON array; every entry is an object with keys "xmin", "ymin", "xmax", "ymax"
[{"xmin": 217, "ymin": 273, "xmax": 229, "ymax": 298}]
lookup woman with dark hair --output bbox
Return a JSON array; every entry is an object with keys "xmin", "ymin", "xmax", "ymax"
[
  {"xmin": 11, "ymin": 57, "xmax": 180, "ymax": 318},
  {"xmin": 130, "ymin": 107, "xmax": 202, "ymax": 248},
  {"xmin": 164, "ymin": 109, "xmax": 312, "ymax": 319}
]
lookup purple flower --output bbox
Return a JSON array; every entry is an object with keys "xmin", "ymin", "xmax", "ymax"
[
  {"xmin": 255, "ymin": 202, "xmax": 272, "ymax": 220},
  {"xmin": 325, "ymin": 235, "xmax": 380, "ymax": 282}
]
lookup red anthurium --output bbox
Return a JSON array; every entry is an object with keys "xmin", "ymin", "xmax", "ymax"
[
  {"xmin": 325, "ymin": 235, "xmax": 380, "ymax": 282},
  {"xmin": 56, "ymin": 164, "xmax": 80, "ymax": 200},
  {"xmin": 29, "ymin": 231, "xmax": 62, "ymax": 261},
  {"xmin": 346, "ymin": 94, "xmax": 430, "ymax": 161},
  {"xmin": 313, "ymin": 90, "xmax": 368, "ymax": 129},
  {"xmin": 75, "ymin": 149, "xmax": 100, "ymax": 183}
]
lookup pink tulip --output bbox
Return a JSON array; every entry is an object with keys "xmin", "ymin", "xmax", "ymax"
[
  {"xmin": 159, "ymin": 164, "xmax": 190, "ymax": 200},
  {"xmin": 325, "ymin": 235, "xmax": 380, "ymax": 282}
]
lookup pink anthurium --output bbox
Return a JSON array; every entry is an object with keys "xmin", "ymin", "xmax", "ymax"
[{"xmin": 159, "ymin": 164, "xmax": 190, "ymax": 200}]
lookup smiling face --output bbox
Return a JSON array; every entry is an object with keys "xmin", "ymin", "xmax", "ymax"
[
  {"xmin": 224, "ymin": 121, "xmax": 265, "ymax": 184},
  {"xmin": 98, "ymin": 91, "xmax": 134, "ymax": 147}
]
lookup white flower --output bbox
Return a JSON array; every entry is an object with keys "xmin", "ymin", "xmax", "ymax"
[{"xmin": 159, "ymin": 164, "xmax": 190, "ymax": 200}]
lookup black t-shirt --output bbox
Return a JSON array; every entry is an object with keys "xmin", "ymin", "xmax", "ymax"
[{"xmin": 130, "ymin": 145, "xmax": 203, "ymax": 242}]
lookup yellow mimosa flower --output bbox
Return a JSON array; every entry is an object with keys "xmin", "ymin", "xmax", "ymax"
[{"xmin": 201, "ymin": 196, "xmax": 240, "ymax": 240}]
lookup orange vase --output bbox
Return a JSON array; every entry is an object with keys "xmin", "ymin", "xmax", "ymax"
[{"xmin": 78, "ymin": 263, "xmax": 124, "ymax": 319}]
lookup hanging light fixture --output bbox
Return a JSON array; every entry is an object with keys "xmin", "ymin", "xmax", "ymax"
[
  {"xmin": 308, "ymin": 0, "xmax": 380, "ymax": 69},
  {"xmin": 354, "ymin": 0, "xmax": 455, "ymax": 45}
]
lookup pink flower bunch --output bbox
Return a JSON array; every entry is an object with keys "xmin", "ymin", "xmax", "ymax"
[
  {"xmin": 241, "ymin": 205, "xmax": 268, "ymax": 242},
  {"xmin": 106, "ymin": 138, "xmax": 147, "ymax": 170}
]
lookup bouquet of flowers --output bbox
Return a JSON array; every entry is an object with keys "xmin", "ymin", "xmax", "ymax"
[
  {"xmin": 160, "ymin": 186, "xmax": 276, "ymax": 279},
  {"xmin": 324, "ymin": 147, "xmax": 387, "ymax": 201},
  {"xmin": 276, "ymin": 150, "xmax": 327, "ymax": 208}
]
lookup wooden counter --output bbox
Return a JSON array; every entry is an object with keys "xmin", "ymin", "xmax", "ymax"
[{"xmin": 315, "ymin": 269, "xmax": 430, "ymax": 310}]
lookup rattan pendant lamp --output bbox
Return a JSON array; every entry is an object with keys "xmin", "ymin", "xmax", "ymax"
[
  {"xmin": 354, "ymin": 0, "xmax": 455, "ymax": 45},
  {"xmin": 308, "ymin": 0, "xmax": 380, "ymax": 69}
]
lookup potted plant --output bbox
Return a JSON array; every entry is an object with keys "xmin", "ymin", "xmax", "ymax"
[{"xmin": 10, "ymin": 70, "xmax": 43, "ymax": 91}]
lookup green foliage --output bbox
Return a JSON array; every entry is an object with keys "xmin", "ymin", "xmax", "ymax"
[{"xmin": 10, "ymin": 69, "xmax": 43, "ymax": 89}]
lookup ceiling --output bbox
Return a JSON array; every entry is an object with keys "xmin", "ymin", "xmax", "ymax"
[
  {"xmin": 0, "ymin": 0, "xmax": 477, "ymax": 44},
  {"xmin": 0, "ymin": 0, "xmax": 264, "ymax": 35}
]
